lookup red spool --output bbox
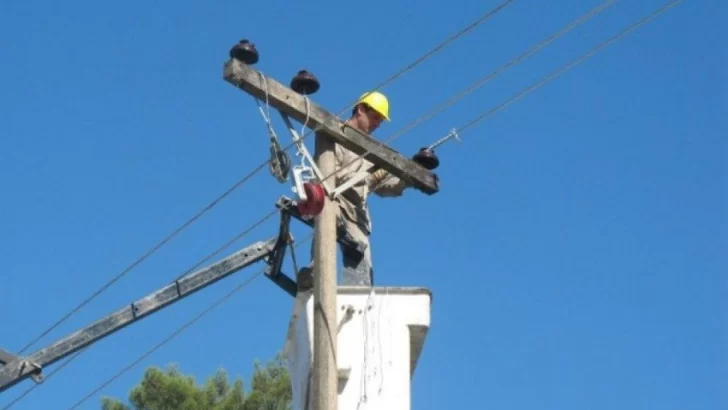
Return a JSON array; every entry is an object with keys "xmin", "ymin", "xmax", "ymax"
[{"xmin": 297, "ymin": 182, "xmax": 325, "ymax": 216}]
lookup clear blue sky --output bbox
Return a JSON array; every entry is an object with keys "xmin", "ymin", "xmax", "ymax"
[{"xmin": 1, "ymin": 0, "xmax": 725, "ymax": 409}]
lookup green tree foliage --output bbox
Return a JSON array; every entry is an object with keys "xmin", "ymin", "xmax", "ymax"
[{"xmin": 101, "ymin": 354, "xmax": 291, "ymax": 410}]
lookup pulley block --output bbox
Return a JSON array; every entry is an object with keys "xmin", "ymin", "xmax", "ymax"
[
  {"xmin": 290, "ymin": 70, "xmax": 320, "ymax": 95},
  {"xmin": 229, "ymin": 39, "xmax": 259, "ymax": 65},
  {"xmin": 297, "ymin": 182, "xmax": 325, "ymax": 216},
  {"xmin": 412, "ymin": 147, "xmax": 440, "ymax": 170},
  {"xmin": 269, "ymin": 143, "xmax": 291, "ymax": 183}
]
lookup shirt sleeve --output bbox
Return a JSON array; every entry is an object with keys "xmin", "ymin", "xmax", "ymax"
[{"xmin": 367, "ymin": 168, "xmax": 408, "ymax": 197}]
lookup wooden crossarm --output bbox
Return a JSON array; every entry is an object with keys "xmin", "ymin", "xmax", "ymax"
[{"xmin": 223, "ymin": 58, "xmax": 439, "ymax": 195}]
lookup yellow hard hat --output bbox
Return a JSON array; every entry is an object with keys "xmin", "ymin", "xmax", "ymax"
[{"xmin": 357, "ymin": 91, "xmax": 390, "ymax": 121}]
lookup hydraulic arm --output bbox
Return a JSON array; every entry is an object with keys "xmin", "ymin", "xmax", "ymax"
[
  {"xmin": 0, "ymin": 237, "xmax": 277, "ymax": 393},
  {"xmin": 0, "ymin": 200, "xmax": 365, "ymax": 395}
]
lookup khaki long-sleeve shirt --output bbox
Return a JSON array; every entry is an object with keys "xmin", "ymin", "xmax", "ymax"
[{"xmin": 333, "ymin": 140, "xmax": 408, "ymax": 235}]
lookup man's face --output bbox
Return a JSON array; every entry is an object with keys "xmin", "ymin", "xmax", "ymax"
[{"xmin": 357, "ymin": 104, "xmax": 385, "ymax": 134}]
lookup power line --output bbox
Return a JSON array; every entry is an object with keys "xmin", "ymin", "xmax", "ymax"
[
  {"xmin": 453, "ymin": 0, "xmax": 685, "ymax": 137},
  {"xmin": 64, "ymin": 234, "xmax": 313, "ymax": 410},
  {"xmin": 320, "ymin": 0, "xmax": 621, "ymax": 186},
  {"xmin": 362, "ymin": 0, "xmax": 514, "ymax": 97},
  {"xmin": 15, "ymin": 161, "xmax": 271, "ymax": 355},
  {"xmin": 65, "ymin": 271, "xmax": 264, "ymax": 410},
  {"xmin": 366, "ymin": 0, "xmax": 684, "ymax": 189},
  {"xmin": 14, "ymin": 0, "xmax": 513, "ymax": 355}
]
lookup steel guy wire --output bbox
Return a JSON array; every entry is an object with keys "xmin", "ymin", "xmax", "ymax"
[
  {"xmin": 13, "ymin": 0, "xmax": 512, "ymax": 355},
  {"xmin": 1, "ymin": 209, "xmax": 284, "ymax": 410},
  {"xmin": 64, "ymin": 234, "xmax": 314, "ymax": 410},
  {"xmin": 318, "ymin": 0, "xmax": 621, "ymax": 187}
]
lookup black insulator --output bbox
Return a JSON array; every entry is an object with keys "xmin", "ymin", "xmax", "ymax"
[
  {"xmin": 290, "ymin": 70, "xmax": 320, "ymax": 95},
  {"xmin": 413, "ymin": 148, "xmax": 440, "ymax": 170},
  {"xmin": 229, "ymin": 39, "xmax": 259, "ymax": 65}
]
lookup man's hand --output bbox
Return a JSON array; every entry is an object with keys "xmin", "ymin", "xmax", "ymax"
[{"xmin": 412, "ymin": 147, "xmax": 440, "ymax": 170}]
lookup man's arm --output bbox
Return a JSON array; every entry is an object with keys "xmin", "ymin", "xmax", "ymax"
[{"xmin": 368, "ymin": 168, "xmax": 408, "ymax": 197}]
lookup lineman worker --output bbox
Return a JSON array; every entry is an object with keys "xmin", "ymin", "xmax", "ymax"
[{"xmin": 297, "ymin": 91, "xmax": 438, "ymax": 290}]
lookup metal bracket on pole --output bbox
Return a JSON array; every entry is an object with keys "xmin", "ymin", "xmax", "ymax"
[
  {"xmin": 330, "ymin": 127, "xmax": 461, "ymax": 199},
  {"xmin": 279, "ymin": 112, "xmax": 334, "ymax": 197},
  {"xmin": 0, "ymin": 349, "xmax": 44, "ymax": 391},
  {"xmin": 263, "ymin": 208, "xmax": 298, "ymax": 297},
  {"xmin": 275, "ymin": 195, "xmax": 366, "ymax": 257}
]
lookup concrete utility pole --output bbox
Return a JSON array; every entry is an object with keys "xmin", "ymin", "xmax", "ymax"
[
  {"xmin": 312, "ymin": 132, "xmax": 338, "ymax": 410},
  {"xmin": 223, "ymin": 45, "xmax": 439, "ymax": 410}
]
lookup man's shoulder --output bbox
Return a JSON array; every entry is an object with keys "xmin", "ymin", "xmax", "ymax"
[
  {"xmin": 335, "ymin": 142, "xmax": 355, "ymax": 161},
  {"xmin": 335, "ymin": 142, "xmax": 374, "ymax": 167}
]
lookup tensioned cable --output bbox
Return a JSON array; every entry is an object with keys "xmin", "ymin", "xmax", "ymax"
[
  {"xmin": 64, "ymin": 234, "xmax": 313, "ymax": 410},
  {"xmin": 366, "ymin": 0, "xmax": 685, "ymax": 192},
  {"xmin": 1, "ymin": 208, "xmax": 280, "ymax": 410},
  {"xmin": 14, "ymin": 0, "xmax": 513, "ymax": 355},
  {"xmin": 359, "ymin": 0, "xmax": 514, "ymax": 100},
  {"xmin": 15, "ymin": 162, "xmax": 270, "ymax": 355},
  {"xmin": 443, "ymin": 0, "xmax": 685, "ymax": 142},
  {"xmin": 319, "ymin": 0, "xmax": 620, "ymax": 187}
]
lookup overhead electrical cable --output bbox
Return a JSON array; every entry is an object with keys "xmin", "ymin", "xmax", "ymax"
[
  {"xmin": 442, "ymin": 0, "xmax": 685, "ymax": 142},
  {"xmin": 320, "ymin": 0, "xmax": 621, "ymax": 186},
  {"xmin": 14, "ymin": 163, "xmax": 270, "ymax": 355}
]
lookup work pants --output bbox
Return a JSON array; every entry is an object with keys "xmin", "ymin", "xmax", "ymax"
[
  {"xmin": 298, "ymin": 211, "xmax": 373, "ymax": 288},
  {"xmin": 338, "ymin": 214, "xmax": 373, "ymax": 286}
]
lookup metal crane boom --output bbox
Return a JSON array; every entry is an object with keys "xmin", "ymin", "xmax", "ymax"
[
  {"xmin": 0, "ymin": 236, "xmax": 279, "ymax": 393},
  {"xmin": 0, "ymin": 199, "xmax": 364, "ymax": 395}
]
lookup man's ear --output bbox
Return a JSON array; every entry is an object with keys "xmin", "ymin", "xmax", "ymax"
[{"xmin": 354, "ymin": 103, "xmax": 368, "ymax": 117}]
